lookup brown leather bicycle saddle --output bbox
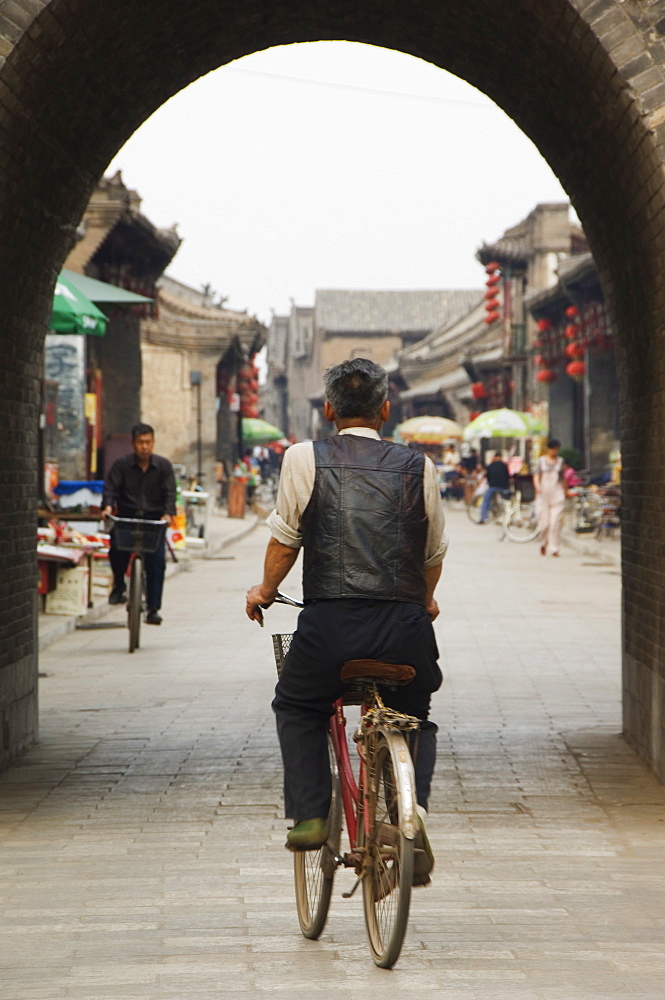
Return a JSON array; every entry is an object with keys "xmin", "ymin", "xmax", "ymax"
[{"xmin": 340, "ymin": 659, "xmax": 415, "ymax": 685}]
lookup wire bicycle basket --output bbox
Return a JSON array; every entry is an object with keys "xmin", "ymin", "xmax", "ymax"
[
  {"xmin": 111, "ymin": 517, "xmax": 167, "ymax": 555},
  {"xmin": 272, "ymin": 633, "xmax": 293, "ymax": 678}
]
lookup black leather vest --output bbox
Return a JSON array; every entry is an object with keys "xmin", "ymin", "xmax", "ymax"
[{"xmin": 301, "ymin": 434, "xmax": 428, "ymax": 605}]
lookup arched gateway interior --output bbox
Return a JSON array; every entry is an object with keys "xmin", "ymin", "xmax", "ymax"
[{"xmin": 0, "ymin": 0, "xmax": 664, "ymax": 779}]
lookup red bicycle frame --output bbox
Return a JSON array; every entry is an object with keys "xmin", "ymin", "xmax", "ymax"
[{"xmin": 328, "ymin": 696, "xmax": 376, "ymax": 849}]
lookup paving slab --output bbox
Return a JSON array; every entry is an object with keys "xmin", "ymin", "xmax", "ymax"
[{"xmin": 2, "ymin": 509, "xmax": 663, "ymax": 998}]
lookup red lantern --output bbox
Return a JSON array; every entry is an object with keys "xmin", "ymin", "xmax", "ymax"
[
  {"xmin": 484, "ymin": 288, "xmax": 499, "ymax": 301},
  {"xmin": 486, "ymin": 273, "xmax": 500, "ymax": 286},
  {"xmin": 565, "ymin": 360, "xmax": 585, "ymax": 381},
  {"xmin": 485, "ymin": 261, "xmax": 501, "ymax": 273},
  {"xmin": 536, "ymin": 318, "xmax": 551, "ymax": 332},
  {"xmin": 484, "ymin": 310, "xmax": 500, "ymax": 325},
  {"xmin": 564, "ymin": 324, "xmax": 577, "ymax": 340},
  {"xmin": 564, "ymin": 341, "xmax": 584, "ymax": 358},
  {"xmin": 469, "ymin": 410, "xmax": 481, "ymax": 421},
  {"xmin": 471, "ymin": 382, "xmax": 487, "ymax": 399},
  {"xmin": 536, "ymin": 369, "xmax": 557, "ymax": 383},
  {"xmin": 485, "ymin": 300, "xmax": 499, "ymax": 314},
  {"xmin": 565, "ymin": 305, "xmax": 579, "ymax": 318}
]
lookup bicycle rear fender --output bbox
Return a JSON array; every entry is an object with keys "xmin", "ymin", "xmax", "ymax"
[{"xmin": 383, "ymin": 729, "xmax": 419, "ymax": 840}]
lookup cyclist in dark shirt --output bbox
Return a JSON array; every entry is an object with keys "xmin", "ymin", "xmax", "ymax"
[
  {"xmin": 480, "ymin": 451, "xmax": 510, "ymax": 523},
  {"xmin": 102, "ymin": 423, "xmax": 176, "ymax": 624}
]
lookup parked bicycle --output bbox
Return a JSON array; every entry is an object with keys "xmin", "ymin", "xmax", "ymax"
[
  {"xmin": 266, "ymin": 592, "xmax": 425, "ymax": 969},
  {"xmin": 466, "ymin": 484, "xmax": 510, "ymax": 524},
  {"xmin": 502, "ymin": 473, "xmax": 539, "ymax": 543},
  {"xmin": 569, "ymin": 486, "xmax": 605, "ymax": 534},
  {"xmin": 106, "ymin": 515, "xmax": 167, "ymax": 653},
  {"xmin": 593, "ymin": 485, "xmax": 621, "ymax": 539},
  {"xmin": 502, "ymin": 494, "xmax": 539, "ymax": 542}
]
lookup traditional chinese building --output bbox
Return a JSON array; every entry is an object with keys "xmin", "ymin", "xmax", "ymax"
[
  {"xmin": 62, "ymin": 171, "xmax": 181, "ymax": 477},
  {"xmin": 395, "ymin": 203, "xmax": 588, "ymax": 429},
  {"xmin": 526, "ymin": 253, "xmax": 618, "ymax": 476},
  {"xmin": 141, "ymin": 275, "xmax": 265, "ymax": 486},
  {"xmin": 264, "ymin": 289, "xmax": 479, "ymax": 441}
]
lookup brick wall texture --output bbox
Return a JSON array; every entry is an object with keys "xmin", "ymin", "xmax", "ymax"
[{"xmin": 1, "ymin": 0, "xmax": 665, "ymax": 777}]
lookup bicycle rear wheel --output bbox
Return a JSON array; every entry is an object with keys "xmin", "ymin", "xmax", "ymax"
[
  {"xmin": 504, "ymin": 502, "xmax": 539, "ymax": 542},
  {"xmin": 359, "ymin": 729, "xmax": 415, "ymax": 969},
  {"xmin": 128, "ymin": 557, "xmax": 142, "ymax": 653},
  {"xmin": 293, "ymin": 735, "xmax": 342, "ymax": 939},
  {"xmin": 466, "ymin": 494, "xmax": 484, "ymax": 523}
]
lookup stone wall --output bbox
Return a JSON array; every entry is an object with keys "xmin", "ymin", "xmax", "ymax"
[
  {"xmin": 140, "ymin": 345, "xmax": 193, "ymax": 470},
  {"xmin": 1, "ymin": 0, "xmax": 665, "ymax": 777}
]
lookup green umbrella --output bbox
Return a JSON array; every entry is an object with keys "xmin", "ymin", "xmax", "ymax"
[
  {"xmin": 464, "ymin": 408, "xmax": 545, "ymax": 440},
  {"xmin": 241, "ymin": 417, "xmax": 285, "ymax": 445},
  {"xmin": 51, "ymin": 272, "xmax": 108, "ymax": 336}
]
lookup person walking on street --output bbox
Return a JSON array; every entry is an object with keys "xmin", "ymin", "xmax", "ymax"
[
  {"xmin": 245, "ymin": 358, "xmax": 447, "ymax": 883},
  {"xmin": 479, "ymin": 450, "xmax": 510, "ymax": 523},
  {"xmin": 534, "ymin": 438, "xmax": 566, "ymax": 557},
  {"xmin": 102, "ymin": 423, "xmax": 176, "ymax": 624}
]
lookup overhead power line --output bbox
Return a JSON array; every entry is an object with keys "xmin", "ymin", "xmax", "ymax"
[{"xmin": 228, "ymin": 66, "xmax": 493, "ymax": 110}]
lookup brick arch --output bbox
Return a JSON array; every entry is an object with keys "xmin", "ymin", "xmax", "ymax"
[{"xmin": 1, "ymin": 0, "xmax": 663, "ymax": 775}]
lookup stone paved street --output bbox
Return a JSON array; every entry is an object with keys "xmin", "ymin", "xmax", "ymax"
[{"xmin": 2, "ymin": 510, "xmax": 664, "ymax": 999}]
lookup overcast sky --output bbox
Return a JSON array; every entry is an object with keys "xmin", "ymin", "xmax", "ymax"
[{"xmin": 108, "ymin": 42, "xmax": 570, "ymax": 325}]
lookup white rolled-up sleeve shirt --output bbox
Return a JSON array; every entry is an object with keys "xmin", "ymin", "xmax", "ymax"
[{"xmin": 266, "ymin": 428, "xmax": 448, "ymax": 569}]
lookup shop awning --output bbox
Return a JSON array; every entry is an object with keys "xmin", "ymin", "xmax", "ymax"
[
  {"xmin": 400, "ymin": 371, "xmax": 471, "ymax": 402},
  {"xmin": 61, "ymin": 269, "xmax": 153, "ymax": 305}
]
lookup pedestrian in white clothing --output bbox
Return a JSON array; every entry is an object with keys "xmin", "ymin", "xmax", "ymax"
[{"xmin": 534, "ymin": 438, "xmax": 566, "ymax": 556}]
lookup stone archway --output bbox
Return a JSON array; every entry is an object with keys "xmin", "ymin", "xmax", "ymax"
[{"xmin": 1, "ymin": 0, "xmax": 664, "ymax": 777}]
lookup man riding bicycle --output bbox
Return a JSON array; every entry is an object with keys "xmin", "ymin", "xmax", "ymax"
[
  {"xmin": 102, "ymin": 423, "xmax": 176, "ymax": 625},
  {"xmin": 246, "ymin": 359, "xmax": 447, "ymax": 881}
]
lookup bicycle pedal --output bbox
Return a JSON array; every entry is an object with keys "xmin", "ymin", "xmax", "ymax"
[{"xmin": 341, "ymin": 877, "xmax": 362, "ymax": 899}]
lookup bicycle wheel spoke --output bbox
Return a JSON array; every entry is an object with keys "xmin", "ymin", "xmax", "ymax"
[{"xmin": 293, "ymin": 735, "xmax": 341, "ymax": 939}]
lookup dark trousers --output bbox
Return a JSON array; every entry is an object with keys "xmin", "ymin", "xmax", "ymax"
[
  {"xmin": 272, "ymin": 599, "xmax": 442, "ymax": 820},
  {"xmin": 109, "ymin": 541, "xmax": 166, "ymax": 610}
]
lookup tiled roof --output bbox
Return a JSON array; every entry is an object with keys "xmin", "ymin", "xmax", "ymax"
[
  {"xmin": 315, "ymin": 289, "xmax": 481, "ymax": 335},
  {"xmin": 477, "ymin": 237, "xmax": 531, "ymax": 266}
]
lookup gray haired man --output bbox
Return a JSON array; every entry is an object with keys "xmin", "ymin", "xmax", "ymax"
[{"xmin": 246, "ymin": 359, "xmax": 447, "ymax": 879}]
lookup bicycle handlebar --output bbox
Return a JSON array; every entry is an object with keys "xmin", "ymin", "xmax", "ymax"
[
  {"xmin": 105, "ymin": 514, "xmax": 169, "ymax": 525},
  {"xmin": 254, "ymin": 590, "xmax": 304, "ymax": 627},
  {"xmin": 261, "ymin": 591, "xmax": 305, "ymax": 610}
]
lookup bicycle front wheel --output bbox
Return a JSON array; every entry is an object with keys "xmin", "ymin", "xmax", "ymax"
[
  {"xmin": 128, "ymin": 557, "xmax": 142, "ymax": 653},
  {"xmin": 504, "ymin": 502, "xmax": 539, "ymax": 542},
  {"xmin": 359, "ymin": 729, "xmax": 415, "ymax": 969},
  {"xmin": 293, "ymin": 735, "xmax": 342, "ymax": 939}
]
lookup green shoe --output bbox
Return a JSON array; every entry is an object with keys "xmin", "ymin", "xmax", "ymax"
[
  {"xmin": 413, "ymin": 816, "xmax": 434, "ymax": 886},
  {"xmin": 286, "ymin": 818, "xmax": 329, "ymax": 852}
]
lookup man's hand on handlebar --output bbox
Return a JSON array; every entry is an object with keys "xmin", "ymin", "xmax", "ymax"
[{"xmin": 246, "ymin": 584, "xmax": 277, "ymax": 625}]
